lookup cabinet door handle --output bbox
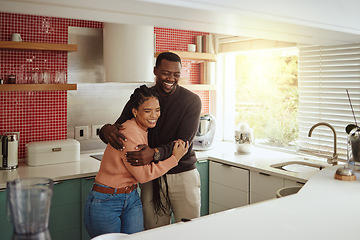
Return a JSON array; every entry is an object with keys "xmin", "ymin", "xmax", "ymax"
[
  {"xmin": 296, "ymin": 181, "xmax": 305, "ymax": 185},
  {"xmin": 221, "ymin": 163, "xmax": 232, "ymax": 168},
  {"xmin": 0, "ymin": 188, "xmax": 6, "ymax": 192},
  {"xmin": 197, "ymin": 160, "xmax": 208, "ymax": 164},
  {"xmin": 259, "ymin": 172, "xmax": 271, "ymax": 176},
  {"xmin": 85, "ymin": 176, "xmax": 95, "ymax": 180},
  {"xmin": 53, "ymin": 180, "xmax": 64, "ymax": 185}
]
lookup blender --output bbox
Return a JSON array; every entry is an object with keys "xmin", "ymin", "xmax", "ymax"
[{"xmin": 7, "ymin": 178, "xmax": 54, "ymax": 240}]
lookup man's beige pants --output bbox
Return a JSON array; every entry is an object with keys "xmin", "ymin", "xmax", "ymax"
[{"xmin": 140, "ymin": 168, "xmax": 201, "ymax": 230}]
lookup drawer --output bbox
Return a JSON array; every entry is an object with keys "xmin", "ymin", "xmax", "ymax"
[
  {"xmin": 209, "ymin": 202, "xmax": 229, "ymax": 214},
  {"xmin": 209, "ymin": 161, "xmax": 249, "ymax": 191},
  {"xmin": 250, "ymin": 192, "xmax": 275, "ymax": 204},
  {"xmin": 209, "ymin": 181, "xmax": 248, "ymax": 209},
  {"xmin": 250, "ymin": 171, "xmax": 284, "ymax": 198}
]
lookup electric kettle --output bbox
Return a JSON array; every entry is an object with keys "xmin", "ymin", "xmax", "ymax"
[{"xmin": 0, "ymin": 132, "xmax": 19, "ymax": 170}]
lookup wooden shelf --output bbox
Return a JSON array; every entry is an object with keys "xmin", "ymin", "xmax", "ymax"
[
  {"xmin": 156, "ymin": 51, "xmax": 217, "ymax": 91},
  {"xmin": 181, "ymin": 84, "xmax": 216, "ymax": 91},
  {"xmin": 0, "ymin": 84, "xmax": 77, "ymax": 92},
  {"xmin": 0, "ymin": 41, "xmax": 77, "ymax": 52},
  {"xmin": 155, "ymin": 51, "xmax": 216, "ymax": 62}
]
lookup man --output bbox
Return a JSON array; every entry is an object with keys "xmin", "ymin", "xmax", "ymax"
[{"xmin": 99, "ymin": 52, "xmax": 202, "ymax": 229}]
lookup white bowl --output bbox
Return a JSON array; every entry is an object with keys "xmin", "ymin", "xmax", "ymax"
[{"xmin": 92, "ymin": 233, "xmax": 129, "ymax": 240}]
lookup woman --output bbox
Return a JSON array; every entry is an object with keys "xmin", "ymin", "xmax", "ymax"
[{"xmin": 84, "ymin": 85, "xmax": 188, "ymax": 237}]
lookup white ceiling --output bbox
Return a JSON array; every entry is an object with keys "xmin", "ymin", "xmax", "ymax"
[{"xmin": 2, "ymin": 0, "xmax": 360, "ymax": 46}]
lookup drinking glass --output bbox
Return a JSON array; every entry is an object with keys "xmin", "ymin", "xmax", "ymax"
[
  {"xmin": 43, "ymin": 70, "xmax": 50, "ymax": 84},
  {"xmin": 31, "ymin": 69, "xmax": 39, "ymax": 84},
  {"xmin": 55, "ymin": 70, "xmax": 66, "ymax": 84}
]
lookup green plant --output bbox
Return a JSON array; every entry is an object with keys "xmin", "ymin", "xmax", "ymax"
[{"xmin": 235, "ymin": 51, "xmax": 299, "ymax": 147}]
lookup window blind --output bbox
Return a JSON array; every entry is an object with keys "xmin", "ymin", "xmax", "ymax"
[{"xmin": 298, "ymin": 44, "xmax": 360, "ymax": 160}]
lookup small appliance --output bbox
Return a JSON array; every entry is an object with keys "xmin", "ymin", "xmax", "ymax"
[
  {"xmin": 193, "ymin": 114, "xmax": 216, "ymax": 151},
  {"xmin": 347, "ymin": 127, "xmax": 360, "ymax": 170},
  {"xmin": 0, "ymin": 132, "xmax": 19, "ymax": 170},
  {"xmin": 7, "ymin": 178, "xmax": 53, "ymax": 240},
  {"xmin": 235, "ymin": 123, "xmax": 254, "ymax": 154}
]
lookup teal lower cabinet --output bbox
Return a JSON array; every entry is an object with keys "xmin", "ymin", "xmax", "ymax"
[
  {"xmin": 0, "ymin": 176, "xmax": 95, "ymax": 240},
  {"xmin": 0, "ymin": 188, "xmax": 13, "ymax": 240},
  {"xmin": 0, "ymin": 163, "xmax": 208, "ymax": 240},
  {"xmin": 81, "ymin": 176, "xmax": 95, "ymax": 240},
  {"xmin": 196, "ymin": 159, "xmax": 209, "ymax": 216},
  {"xmin": 47, "ymin": 176, "xmax": 96, "ymax": 240},
  {"xmin": 49, "ymin": 178, "xmax": 81, "ymax": 240}
]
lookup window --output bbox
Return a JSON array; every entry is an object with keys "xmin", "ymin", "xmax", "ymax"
[
  {"xmin": 218, "ymin": 39, "xmax": 358, "ymax": 162},
  {"xmin": 297, "ymin": 44, "xmax": 360, "ymax": 161},
  {"xmin": 234, "ymin": 49, "xmax": 299, "ymax": 148}
]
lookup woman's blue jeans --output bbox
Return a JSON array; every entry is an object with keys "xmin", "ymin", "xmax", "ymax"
[{"xmin": 84, "ymin": 183, "xmax": 144, "ymax": 238}]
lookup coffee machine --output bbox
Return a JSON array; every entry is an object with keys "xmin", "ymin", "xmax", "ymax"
[{"xmin": 193, "ymin": 114, "xmax": 216, "ymax": 151}]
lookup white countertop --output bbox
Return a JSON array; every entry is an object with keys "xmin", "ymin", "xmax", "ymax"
[
  {"xmin": 0, "ymin": 150, "xmax": 103, "ymax": 188},
  {"xmin": 196, "ymin": 142, "xmax": 332, "ymax": 182},
  {"xmin": 0, "ymin": 142, "xmax": 328, "ymax": 188},
  {"xmin": 1, "ymin": 142, "xmax": 358, "ymax": 240}
]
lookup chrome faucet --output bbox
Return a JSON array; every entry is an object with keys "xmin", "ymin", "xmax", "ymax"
[{"xmin": 308, "ymin": 122, "xmax": 338, "ymax": 166}]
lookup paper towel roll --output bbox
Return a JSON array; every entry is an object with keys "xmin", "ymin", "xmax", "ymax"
[
  {"xmin": 200, "ymin": 62, "xmax": 215, "ymax": 85},
  {"xmin": 196, "ymin": 36, "xmax": 202, "ymax": 53}
]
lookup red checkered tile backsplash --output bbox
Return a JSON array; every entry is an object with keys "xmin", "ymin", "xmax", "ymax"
[
  {"xmin": 155, "ymin": 27, "xmax": 210, "ymax": 113},
  {"xmin": 1, "ymin": 12, "xmax": 210, "ymax": 159}
]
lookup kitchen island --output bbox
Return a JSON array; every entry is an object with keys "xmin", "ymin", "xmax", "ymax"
[
  {"xmin": 0, "ymin": 142, "xmax": 358, "ymax": 240},
  {"xmin": 129, "ymin": 164, "xmax": 360, "ymax": 240}
]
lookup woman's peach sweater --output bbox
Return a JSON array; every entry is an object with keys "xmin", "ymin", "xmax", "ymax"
[{"xmin": 95, "ymin": 118, "xmax": 178, "ymax": 188}]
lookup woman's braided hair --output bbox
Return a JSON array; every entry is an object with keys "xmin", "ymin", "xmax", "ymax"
[
  {"xmin": 128, "ymin": 85, "xmax": 171, "ymax": 219},
  {"xmin": 122, "ymin": 85, "xmax": 160, "ymax": 122}
]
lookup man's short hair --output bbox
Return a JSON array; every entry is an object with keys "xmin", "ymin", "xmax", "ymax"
[{"xmin": 155, "ymin": 52, "xmax": 182, "ymax": 68}]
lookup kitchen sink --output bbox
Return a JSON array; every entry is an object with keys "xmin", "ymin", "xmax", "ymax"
[{"xmin": 270, "ymin": 161, "xmax": 327, "ymax": 173}]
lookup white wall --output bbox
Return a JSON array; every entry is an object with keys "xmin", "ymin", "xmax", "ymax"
[
  {"xmin": 67, "ymin": 83, "xmax": 150, "ymax": 151},
  {"xmin": 2, "ymin": 0, "xmax": 360, "ymax": 45}
]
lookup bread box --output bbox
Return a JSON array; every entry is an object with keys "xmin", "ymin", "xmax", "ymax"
[{"xmin": 26, "ymin": 139, "xmax": 80, "ymax": 166}]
